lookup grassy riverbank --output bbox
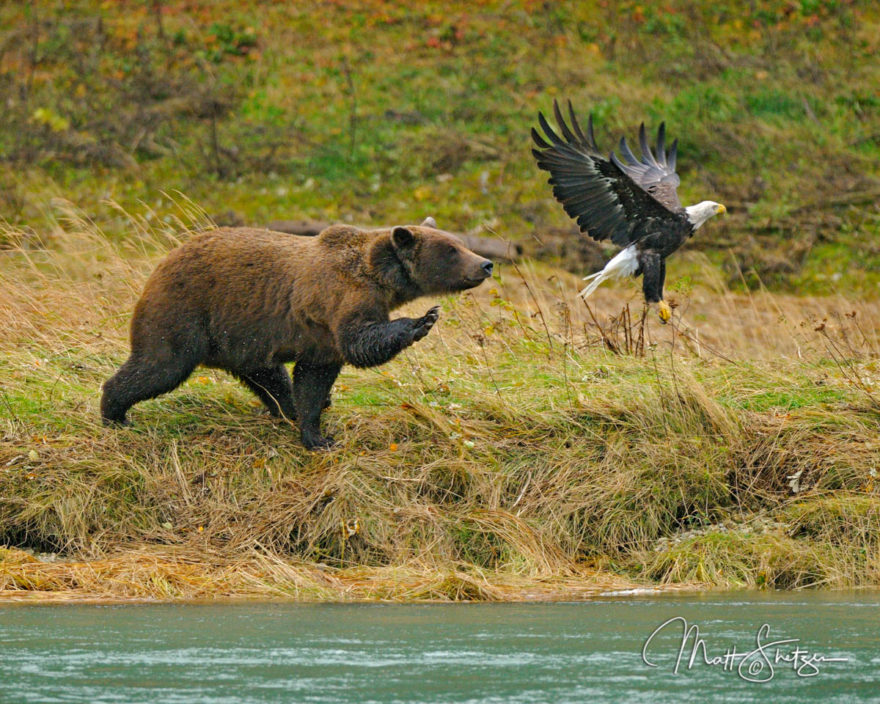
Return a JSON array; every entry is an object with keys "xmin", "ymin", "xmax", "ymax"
[
  {"xmin": 1, "ymin": 0, "xmax": 878, "ymax": 599},
  {"xmin": 1, "ymin": 204, "xmax": 879, "ymax": 600}
]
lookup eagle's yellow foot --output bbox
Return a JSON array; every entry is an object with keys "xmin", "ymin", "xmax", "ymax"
[{"xmin": 657, "ymin": 300, "xmax": 672, "ymax": 324}]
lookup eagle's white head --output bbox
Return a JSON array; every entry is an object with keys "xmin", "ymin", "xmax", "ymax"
[{"xmin": 685, "ymin": 201, "xmax": 726, "ymax": 230}]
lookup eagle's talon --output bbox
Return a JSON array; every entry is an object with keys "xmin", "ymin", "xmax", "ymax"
[{"xmin": 658, "ymin": 300, "xmax": 671, "ymax": 323}]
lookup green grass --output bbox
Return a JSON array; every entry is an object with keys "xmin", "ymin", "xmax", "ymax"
[
  {"xmin": 2, "ymin": 1, "xmax": 879, "ymax": 293},
  {"xmin": 640, "ymin": 529, "xmax": 841, "ymax": 589},
  {"xmin": 719, "ymin": 386, "xmax": 848, "ymax": 412}
]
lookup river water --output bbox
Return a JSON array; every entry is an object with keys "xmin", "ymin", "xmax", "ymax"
[{"xmin": 0, "ymin": 591, "xmax": 877, "ymax": 703}]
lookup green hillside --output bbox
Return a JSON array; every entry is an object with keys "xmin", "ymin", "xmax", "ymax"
[{"xmin": 2, "ymin": 0, "xmax": 879, "ymax": 292}]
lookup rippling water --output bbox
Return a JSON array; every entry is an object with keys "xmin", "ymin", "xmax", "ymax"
[{"xmin": 1, "ymin": 591, "xmax": 878, "ymax": 703}]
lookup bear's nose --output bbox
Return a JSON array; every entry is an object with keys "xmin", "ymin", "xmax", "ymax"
[{"xmin": 481, "ymin": 260, "xmax": 494, "ymax": 276}]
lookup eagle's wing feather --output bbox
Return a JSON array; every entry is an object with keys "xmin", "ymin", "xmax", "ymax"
[
  {"xmin": 532, "ymin": 100, "xmax": 685, "ymax": 247},
  {"xmin": 612, "ymin": 122, "xmax": 683, "ymax": 212}
]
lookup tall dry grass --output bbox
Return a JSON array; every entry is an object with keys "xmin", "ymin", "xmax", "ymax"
[{"xmin": 1, "ymin": 201, "xmax": 879, "ymax": 599}]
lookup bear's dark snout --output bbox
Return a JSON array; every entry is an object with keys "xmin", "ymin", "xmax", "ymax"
[{"xmin": 467, "ymin": 258, "xmax": 493, "ymax": 283}]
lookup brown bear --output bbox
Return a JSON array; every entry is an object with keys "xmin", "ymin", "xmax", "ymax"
[{"xmin": 101, "ymin": 217, "xmax": 493, "ymax": 449}]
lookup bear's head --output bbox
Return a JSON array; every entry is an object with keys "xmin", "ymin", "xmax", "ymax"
[{"xmin": 382, "ymin": 217, "xmax": 493, "ymax": 297}]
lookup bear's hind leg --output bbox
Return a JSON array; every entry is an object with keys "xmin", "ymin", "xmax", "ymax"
[
  {"xmin": 101, "ymin": 355, "xmax": 198, "ymax": 426},
  {"xmin": 293, "ymin": 361, "xmax": 341, "ymax": 450},
  {"xmin": 238, "ymin": 365, "xmax": 297, "ymax": 420}
]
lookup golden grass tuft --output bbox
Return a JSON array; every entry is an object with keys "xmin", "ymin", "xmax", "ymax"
[
  {"xmin": 639, "ymin": 530, "xmax": 838, "ymax": 589},
  {"xmin": 0, "ymin": 547, "xmax": 631, "ymax": 603}
]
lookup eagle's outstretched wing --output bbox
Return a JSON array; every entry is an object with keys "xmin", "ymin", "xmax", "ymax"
[{"xmin": 531, "ymin": 100, "xmax": 686, "ymax": 247}]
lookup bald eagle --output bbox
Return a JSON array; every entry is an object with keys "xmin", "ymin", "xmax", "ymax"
[{"xmin": 531, "ymin": 100, "xmax": 725, "ymax": 322}]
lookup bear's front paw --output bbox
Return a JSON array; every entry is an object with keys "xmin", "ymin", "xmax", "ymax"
[
  {"xmin": 411, "ymin": 306, "xmax": 440, "ymax": 343},
  {"xmin": 302, "ymin": 429, "xmax": 336, "ymax": 451}
]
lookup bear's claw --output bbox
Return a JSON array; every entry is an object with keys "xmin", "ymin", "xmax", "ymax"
[
  {"xmin": 302, "ymin": 433, "xmax": 336, "ymax": 451},
  {"xmin": 411, "ymin": 306, "xmax": 440, "ymax": 342}
]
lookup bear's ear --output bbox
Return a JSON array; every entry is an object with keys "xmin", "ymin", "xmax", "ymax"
[
  {"xmin": 391, "ymin": 226, "xmax": 415, "ymax": 250},
  {"xmin": 420, "ymin": 216, "xmax": 437, "ymax": 229}
]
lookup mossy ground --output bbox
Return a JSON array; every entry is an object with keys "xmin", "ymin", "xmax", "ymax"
[{"xmin": 2, "ymin": 1, "xmax": 880, "ymax": 291}]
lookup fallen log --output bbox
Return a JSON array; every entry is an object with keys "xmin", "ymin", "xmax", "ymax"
[
  {"xmin": 457, "ymin": 234, "xmax": 522, "ymax": 261},
  {"xmin": 265, "ymin": 219, "xmax": 327, "ymax": 237},
  {"xmin": 264, "ymin": 219, "xmax": 522, "ymax": 262}
]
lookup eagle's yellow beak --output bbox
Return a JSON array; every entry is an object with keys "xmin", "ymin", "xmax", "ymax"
[{"xmin": 716, "ymin": 203, "xmax": 727, "ymax": 215}]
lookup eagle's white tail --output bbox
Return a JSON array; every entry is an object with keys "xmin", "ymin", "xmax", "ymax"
[{"xmin": 578, "ymin": 245, "xmax": 640, "ymax": 299}]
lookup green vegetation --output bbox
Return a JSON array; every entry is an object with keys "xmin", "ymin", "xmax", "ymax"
[
  {"xmin": 2, "ymin": 1, "xmax": 879, "ymax": 292},
  {"xmin": 1, "ymin": 2, "xmax": 879, "ymax": 599}
]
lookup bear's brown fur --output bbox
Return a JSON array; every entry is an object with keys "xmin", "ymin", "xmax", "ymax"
[{"xmin": 101, "ymin": 218, "xmax": 493, "ymax": 449}]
